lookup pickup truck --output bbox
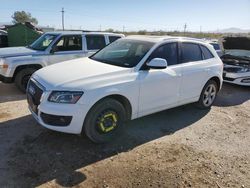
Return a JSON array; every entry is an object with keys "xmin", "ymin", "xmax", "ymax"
[{"xmin": 0, "ymin": 31, "xmax": 124, "ymax": 92}]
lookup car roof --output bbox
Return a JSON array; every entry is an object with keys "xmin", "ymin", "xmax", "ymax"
[
  {"xmin": 126, "ymin": 35, "xmax": 174, "ymax": 42},
  {"xmin": 125, "ymin": 35, "xmax": 211, "ymax": 45},
  {"xmin": 45, "ymin": 31, "xmax": 124, "ymax": 36}
]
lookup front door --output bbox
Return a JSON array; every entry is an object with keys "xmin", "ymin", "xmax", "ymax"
[
  {"xmin": 48, "ymin": 35, "xmax": 86, "ymax": 64},
  {"xmin": 138, "ymin": 42, "xmax": 182, "ymax": 116}
]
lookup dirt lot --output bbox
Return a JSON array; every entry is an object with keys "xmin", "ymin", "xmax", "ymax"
[{"xmin": 0, "ymin": 82, "xmax": 249, "ymax": 188}]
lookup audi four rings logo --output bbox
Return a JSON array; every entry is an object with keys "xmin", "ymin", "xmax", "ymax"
[{"xmin": 28, "ymin": 85, "xmax": 36, "ymax": 95}]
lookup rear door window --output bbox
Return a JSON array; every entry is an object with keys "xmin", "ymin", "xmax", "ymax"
[
  {"xmin": 181, "ymin": 43, "xmax": 202, "ymax": 63},
  {"xmin": 86, "ymin": 35, "xmax": 106, "ymax": 50},
  {"xmin": 200, "ymin": 45, "xmax": 214, "ymax": 59},
  {"xmin": 148, "ymin": 43, "xmax": 178, "ymax": 66}
]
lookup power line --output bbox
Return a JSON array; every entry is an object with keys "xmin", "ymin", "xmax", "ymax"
[
  {"xmin": 61, "ymin": 7, "xmax": 65, "ymax": 30},
  {"xmin": 184, "ymin": 23, "xmax": 187, "ymax": 35}
]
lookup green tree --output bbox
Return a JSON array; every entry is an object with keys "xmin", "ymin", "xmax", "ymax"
[
  {"xmin": 137, "ymin": 30, "xmax": 147, "ymax": 35},
  {"xmin": 12, "ymin": 11, "xmax": 38, "ymax": 25},
  {"xmin": 105, "ymin": 28, "xmax": 114, "ymax": 32}
]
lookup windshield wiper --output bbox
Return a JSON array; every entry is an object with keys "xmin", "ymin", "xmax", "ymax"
[{"xmin": 241, "ymin": 56, "xmax": 250, "ymax": 59}]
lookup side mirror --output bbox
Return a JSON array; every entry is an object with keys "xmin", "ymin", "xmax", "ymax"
[{"xmin": 146, "ymin": 58, "xmax": 167, "ymax": 69}]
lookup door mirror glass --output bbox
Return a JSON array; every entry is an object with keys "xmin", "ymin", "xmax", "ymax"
[{"xmin": 146, "ymin": 58, "xmax": 167, "ymax": 69}]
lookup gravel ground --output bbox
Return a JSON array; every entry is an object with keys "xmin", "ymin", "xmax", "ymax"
[{"xmin": 0, "ymin": 82, "xmax": 249, "ymax": 188}]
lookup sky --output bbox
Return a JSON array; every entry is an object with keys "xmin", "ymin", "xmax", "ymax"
[{"xmin": 0, "ymin": 0, "xmax": 250, "ymax": 32}]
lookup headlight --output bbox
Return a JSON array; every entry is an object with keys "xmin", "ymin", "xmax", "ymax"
[
  {"xmin": 48, "ymin": 91, "xmax": 83, "ymax": 104},
  {"xmin": 237, "ymin": 67, "xmax": 250, "ymax": 73}
]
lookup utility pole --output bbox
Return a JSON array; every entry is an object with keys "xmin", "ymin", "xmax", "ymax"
[
  {"xmin": 183, "ymin": 23, "xmax": 187, "ymax": 36},
  {"xmin": 61, "ymin": 7, "xmax": 65, "ymax": 31}
]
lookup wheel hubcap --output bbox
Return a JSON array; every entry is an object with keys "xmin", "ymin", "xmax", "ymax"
[
  {"xmin": 96, "ymin": 110, "xmax": 118, "ymax": 133},
  {"xmin": 203, "ymin": 84, "xmax": 216, "ymax": 107}
]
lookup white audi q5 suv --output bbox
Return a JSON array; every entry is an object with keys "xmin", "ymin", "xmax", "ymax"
[{"xmin": 27, "ymin": 36, "xmax": 223, "ymax": 143}]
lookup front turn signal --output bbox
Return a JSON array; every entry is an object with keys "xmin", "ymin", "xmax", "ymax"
[{"xmin": 1, "ymin": 64, "xmax": 8, "ymax": 69}]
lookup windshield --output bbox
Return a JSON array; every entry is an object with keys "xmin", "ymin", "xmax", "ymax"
[
  {"xmin": 29, "ymin": 34, "xmax": 58, "ymax": 51},
  {"xmin": 225, "ymin": 49, "xmax": 250, "ymax": 59},
  {"xmin": 210, "ymin": 43, "xmax": 220, "ymax": 50},
  {"xmin": 90, "ymin": 39, "xmax": 154, "ymax": 68}
]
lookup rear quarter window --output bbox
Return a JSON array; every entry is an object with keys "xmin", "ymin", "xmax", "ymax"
[
  {"xmin": 86, "ymin": 35, "xmax": 106, "ymax": 50},
  {"xmin": 109, "ymin": 36, "xmax": 121, "ymax": 43},
  {"xmin": 200, "ymin": 45, "xmax": 214, "ymax": 60}
]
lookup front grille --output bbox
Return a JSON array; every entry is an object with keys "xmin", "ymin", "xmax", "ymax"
[
  {"xmin": 27, "ymin": 79, "xmax": 44, "ymax": 114},
  {"xmin": 223, "ymin": 77, "xmax": 235, "ymax": 81},
  {"xmin": 224, "ymin": 67, "xmax": 242, "ymax": 73},
  {"xmin": 241, "ymin": 78, "xmax": 250, "ymax": 83}
]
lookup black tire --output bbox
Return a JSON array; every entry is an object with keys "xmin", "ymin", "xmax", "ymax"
[
  {"xmin": 83, "ymin": 98, "xmax": 126, "ymax": 144},
  {"xmin": 196, "ymin": 80, "xmax": 218, "ymax": 109},
  {"xmin": 15, "ymin": 68, "xmax": 36, "ymax": 93}
]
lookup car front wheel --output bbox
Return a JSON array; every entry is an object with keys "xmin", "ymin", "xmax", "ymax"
[
  {"xmin": 15, "ymin": 68, "xmax": 36, "ymax": 93},
  {"xmin": 83, "ymin": 98, "xmax": 126, "ymax": 143}
]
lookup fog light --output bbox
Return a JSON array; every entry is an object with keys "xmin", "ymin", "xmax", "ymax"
[
  {"xmin": 241, "ymin": 78, "xmax": 250, "ymax": 83},
  {"xmin": 41, "ymin": 112, "xmax": 72, "ymax": 126}
]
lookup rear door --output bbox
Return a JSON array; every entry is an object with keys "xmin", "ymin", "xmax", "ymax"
[
  {"xmin": 179, "ymin": 42, "xmax": 208, "ymax": 103},
  {"xmin": 48, "ymin": 35, "xmax": 84, "ymax": 64}
]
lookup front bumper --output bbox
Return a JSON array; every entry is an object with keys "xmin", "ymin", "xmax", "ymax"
[
  {"xmin": 26, "ymin": 78, "xmax": 89, "ymax": 134},
  {"xmin": 29, "ymin": 101, "xmax": 90, "ymax": 134},
  {"xmin": 0, "ymin": 74, "xmax": 12, "ymax": 83},
  {"xmin": 27, "ymin": 78, "xmax": 90, "ymax": 134},
  {"xmin": 223, "ymin": 72, "xmax": 250, "ymax": 86}
]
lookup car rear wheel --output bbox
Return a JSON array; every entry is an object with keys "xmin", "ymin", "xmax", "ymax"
[
  {"xmin": 15, "ymin": 68, "xmax": 36, "ymax": 93},
  {"xmin": 83, "ymin": 98, "xmax": 126, "ymax": 143},
  {"xmin": 196, "ymin": 80, "xmax": 218, "ymax": 109}
]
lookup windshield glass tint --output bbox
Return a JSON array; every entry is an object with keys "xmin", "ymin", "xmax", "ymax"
[
  {"xmin": 225, "ymin": 49, "xmax": 250, "ymax": 58},
  {"xmin": 30, "ymin": 34, "xmax": 58, "ymax": 51},
  {"xmin": 210, "ymin": 43, "xmax": 220, "ymax": 50},
  {"xmin": 90, "ymin": 39, "xmax": 154, "ymax": 68}
]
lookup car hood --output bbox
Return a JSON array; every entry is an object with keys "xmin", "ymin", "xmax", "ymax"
[
  {"xmin": 33, "ymin": 57, "xmax": 133, "ymax": 90},
  {"xmin": 0, "ymin": 47, "xmax": 38, "ymax": 58}
]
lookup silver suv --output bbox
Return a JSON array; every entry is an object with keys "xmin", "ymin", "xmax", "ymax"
[{"xmin": 0, "ymin": 31, "xmax": 124, "ymax": 92}]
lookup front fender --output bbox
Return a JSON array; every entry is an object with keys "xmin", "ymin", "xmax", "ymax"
[
  {"xmin": 5, "ymin": 56, "xmax": 47, "ymax": 77},
  {"xmin": 82, "ymin": 85, "xmax": 139, "ymax": 119}
]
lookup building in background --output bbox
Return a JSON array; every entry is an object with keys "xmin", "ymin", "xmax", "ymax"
[
  {"xmin": 0, "ymin": 30, "xmax": 8, "ymax": 47},
  {"xmin": 7, "ymin": 22, "xmax": 43, "ymax": 47}
]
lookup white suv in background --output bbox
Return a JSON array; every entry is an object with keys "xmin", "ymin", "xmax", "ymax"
[
  {"xmin": 0, "ymin": 31, "xmax": 124, "ymax": 92},
  {"xmin": 27, "ymin": 36, "xmax": 223, "ymax": 143},
  {"xmin": 203, "ymin": 39, "xmax": 224, "ymax": 57}
]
